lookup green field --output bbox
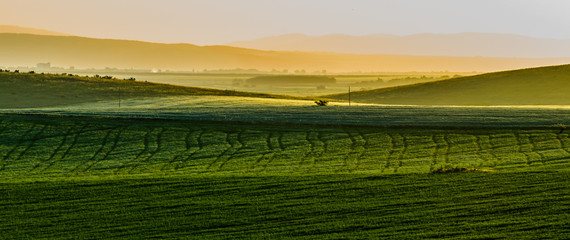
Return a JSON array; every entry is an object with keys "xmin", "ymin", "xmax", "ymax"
[
  {"xmin": 2, "ymin": 113, "xmax": 570, "ymax": 180},
  {"xmin": 2, "ymin": 67, "xmax": 570, "ymax": 239},
  {"xmin": 326, "ymin": 64, "xmax": 570, "ymax": 105},
  {"xmin": 2, "ymin": 172, "xmax": 569, "ymax": 239},
  {"xmin": 33, "ymin": 70, "xmax": 460, "ymax": 96},
  {"xmin": 1, "ymin": 114, "xmax": 570, "ymax": 238},
  {"xmin": 0, "ymin": 71, "xmax": 298, "ymax": 108}
]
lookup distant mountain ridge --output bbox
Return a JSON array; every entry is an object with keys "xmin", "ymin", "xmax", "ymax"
[
  {"xmin": 228, "ymin": 33, "xmax": 570, "ymax": 58},
  {"xmin": 0, "ymin": 25, "xmax": 70, "ymax": 36},
  {"xmin": 1, "ymin": 33, "xmax": 570, "ymax": 73}
]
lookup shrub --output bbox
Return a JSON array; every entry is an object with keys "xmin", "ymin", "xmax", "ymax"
[{"xmin": 314, "ymin": 100, "xmax": 329, "ymax": 106}]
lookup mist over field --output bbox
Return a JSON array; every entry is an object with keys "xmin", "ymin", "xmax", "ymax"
[{"xmin": 2, "ymin": 1, "xmax": 570, "ymax": 239}]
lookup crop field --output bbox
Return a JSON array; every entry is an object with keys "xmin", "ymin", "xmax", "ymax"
[
  {"xmin": 6, "ymin": 96, "xmax": 570, "ymax": 128},
  {"xmin": 2, "ymin": 172, "xmax": 569, "ymax": 239},
  {"xmin": 2, "ymin": 70, "xmax": 570, "ymax": 239},
  {"xmin": 1, "ymin": 113, "xmax": 570, "ymax": 180},
  {"xmin": 1, "ymin": 113, "xmax": 570, "ymax": 239}
]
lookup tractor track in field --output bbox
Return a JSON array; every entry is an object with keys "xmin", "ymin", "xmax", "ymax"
[
  {"xmin": 217, "ymin": 130, "xmax": 245, "ymax": 171},
  {"xmin": 12, "ymin": 125, "xmax": 47, "ymax": 161},
  {"xmin": 394, "ymin": 134, "xmax": 407, "ymax": 173},
  {"xmin": 556, "ymin": 133, "xmax": 570, "ymax": 155},
  {"xmin": 127, "ymin": 128, "xmax": 164, "ymax": 174},
  {"xmin": 69, "ymin": 127, "xmax": 117, "ymax": 174},
  {"xmin": 205, "ymin": 131, "xmax": 230, "ymax": 170},
  {"xmin": 528, "ymin": 134, "xmax": 546, "ymax": 165},
  {"xmin": 58, "ymin": 125, "xmax": 89, "ymax": 162},
  {"xmin": 261, "ymin": 131, "xmax": 285, "ymax": 172},
  {"xmin": 307, "ymin": 130, "xmax": 326, "ymax": 173},
  {"xmin": 1, "ymin": 124, "xmax": 38, "ymax": 169},
  {"xmin": 250, "ymin": 132, "xmax": 273, "ymax": 172},
  {"xmin": 0, "ymin": 121, "xmax": 13, "ymax": 136},
  {"xmin": 383, "ymin": 134, "xmax": 394, "ymax": 172},
  {"xmin": 176, "ymin": 129, "xmax": 206, "ymax": 170},
  {"xmin": 355, "ymin": 130, "xmax": 370, "ymax": 171},
  {"xmin": 342, "ymin": 130, "xmax": 367, "ymax": 172},
  {"xmin": 384, "ymin": 133, "xmax": 406, "ymax": 173},
  {"xmin": 431, "ymin": 134, "xmax": 449, "ymax": 169},
  {"xmin": 82, "ymin": 127, "xmax": 124, "ymax": 173},
  {"xmin": 483, "ymin": 135, "xmax": 500, "ymax": 166},
  {"xmin": 442, "ymin": 135, "xmax": 451, "ymax": 165},
  {"xmin": 0, "ymin": 124, "xmax": 46, "ymax": 171},
  {"xmin": 162, "ymin": 128, "xmax": 201, "ymax": 171},
  {"xmin": 294, "ymin": 131, "xmax": 313, "ymax": 172},
  {"xmin": 113, "ymin": 127, "xmax": 151, "ymax": 174},
  {"xmin": 5, "ymin": 115, "xmax": 570, "ymax": 178},
  {"xmin": 515, "ymin": 132, "xmax": 533, "ymax": 166},
  {"xmin": 31, "ymin": 126, "xmax": 75, "ymax": 174}
]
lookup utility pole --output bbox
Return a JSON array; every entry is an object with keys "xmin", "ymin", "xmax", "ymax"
[
  {"xmin": 118, "ymin": 86, "xmax": 121, "ymax": 108},
  {"xmin": 348, "ymin": 86, "xmax": 351, "ymax": 106}
]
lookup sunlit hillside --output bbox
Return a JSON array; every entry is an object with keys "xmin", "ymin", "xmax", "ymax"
[
  {"xmin": 324, "ymin": 64, "xmax": 570, "ymax": 105},
  {"xmin": 2, "ymin": 33, "xmax": 570, "ymax": 72},
  {"xmin": 0, "ymin": 71, "xmax": 295, "ymax": 108}
]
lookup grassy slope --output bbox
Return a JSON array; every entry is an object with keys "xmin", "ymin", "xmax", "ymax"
[
  {"xmin": 325, "ymin": 64, "xmax": 570, "ymax": 105},
  {"xmin": 2, "ymin": 33, "xmax": 570, "ymax": 72},
  {"xmin": 2, "ymin": 114, "xmax": 570, "ymax": 179},
  {"xmin": 0, "ymin": 114, "xmax": 569, "ymax": 239},
  {"xmin": 0, "ymin": 72, "xmax": 296, "ymax": 108},
  {"xmin": 2, "ymin": 173, "xmax": 569, "ymax": 239}
]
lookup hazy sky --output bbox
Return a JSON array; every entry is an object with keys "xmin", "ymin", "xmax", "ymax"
[{"xmin": 2, "ymin": 0, "xmax": 570, "ymax": 45}]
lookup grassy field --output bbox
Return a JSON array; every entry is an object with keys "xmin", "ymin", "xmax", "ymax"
[
  {"xmin": 2, "ymin": 173, "xmax": 569, "ymax": 239},
  {"xmin": 40, "ymin": 70, "xmax": 462, "ymax": 96},
  {"xmin": 2, "ymin": 113, "xmax": 570, "ymax": 179},
  {"xmin": 2, "ymin": 113, "xmax": 570, "ymax": 180},
  {"xmin": 1, "ymin": 114, "xmax": 570, "ymax": 239},
  {"xmin": 2, "ymin": 68, "xmax": 570, "ymax": 239},
  {"xmin": 326, "ymin": 64, "xmax": 570, "ymax": 105},
  {"xmin": 0, "ymin": 71, "xmax": 297, "ymax": 108},
  {"xmin": 6, "ymin": 95, "xmax": 570, "ymax": 128}
]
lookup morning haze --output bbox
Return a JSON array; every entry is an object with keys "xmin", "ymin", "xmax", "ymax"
[
  {"xmin": 2, "ymin": 0, "xmax": 570, "ymax": 45},
  {"xmin": 2, "ymin": 1, "xmax": 570, "ymax": 239}
]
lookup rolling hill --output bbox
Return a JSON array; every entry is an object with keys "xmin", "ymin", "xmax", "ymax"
[
  {"xmin": 228, "ymin": 33, "xmax": 570, "ymax": 58},
  {"xmin": 2, "ymin": 33, "xmax": 570, "ymax": 72},
  {"xmin": 324, "ymin": 64, "xmax": 570, "ymax": 105},
  {"xmin": 0, "ymin": 71, "xmax": 295, "ymax": 108}
]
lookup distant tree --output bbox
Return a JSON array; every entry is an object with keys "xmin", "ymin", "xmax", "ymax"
[
  {"xmin": 28, "ymin": 71, "xmax": 35, "ymax": 74},
  {"xmin": 314, "ymin": 100, "xmax": 328, "ymax": 106}
]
